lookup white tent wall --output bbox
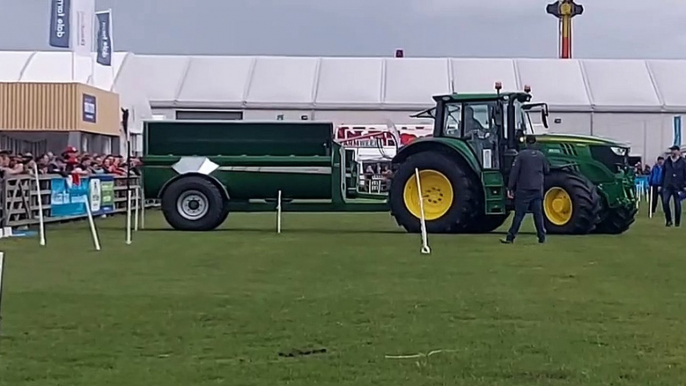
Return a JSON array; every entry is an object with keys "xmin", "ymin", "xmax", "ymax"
[
  {"xmin": 547, "ymin": 112, "xmax": 592, "ymax": 135},
  {"xmin": 242, "ymin": 110, "xmax": 313, "ymax": 120},
  {"xmin": 6, "ymin": 51, "xmax": 686, "ymax": 160},
  {"xmin": 312, "ymin": 110, "xmax": 422, "ymax": 124},
  {"xmin": 111, "ymin": 54, "xmax": 153, "ymax": 155},
  {"xmin": 591, "ymin": 113, "xmax": 672, "ymax": 163},
  {"xmin": 150, "ymin": 109, "xmax": 176, "ymax": 120}
]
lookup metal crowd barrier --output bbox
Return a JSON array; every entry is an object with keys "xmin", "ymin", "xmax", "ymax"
[{"xmin": 0, "ymin": 174, "xmax": 142, "ymax": 228}]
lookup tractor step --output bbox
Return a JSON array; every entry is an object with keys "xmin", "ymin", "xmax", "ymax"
[{"xmin": 481, "ymin": 171, "xmax": 506, "ymax": 214}]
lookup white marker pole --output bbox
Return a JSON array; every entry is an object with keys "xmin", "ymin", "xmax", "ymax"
[
  {"xmin": 276, "ymin": 190, "xmax": 282, "ymax": 234},
  {"xmin": 415, "ymin": 168, "xmax": 431, "ymax": 255},
  {"xmin": 649, "ymin": 187, "xmax": 653, "ymax": 218},
  {"xmin": 0, "ymin": 252, "xmax": 5, "ymax": 340},
  {"xmin": 84, "ymin": 194, "xmax": 101, "ymax": 251},
  {"xmin": 126, "ymin": 189, "xmax": 132, "ymax": 245},
  {"xmin": 134, "ymin": 187, "xmax": 139, "ymax": 232},
  {"xmin": 140, "ymin": 187, "xmax": 146, "ymax": 230},
  {"xmin": 33, "ymin": 164, "xmax": 45, "ymax": 246}
]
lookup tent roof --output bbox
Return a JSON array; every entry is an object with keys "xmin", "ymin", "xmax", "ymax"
[{"xmin": 4, "ymin": 51, "xmax": 686, "ymax": 112}]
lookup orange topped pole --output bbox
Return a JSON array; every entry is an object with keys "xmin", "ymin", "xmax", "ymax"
[{"xmin": 546, "ymin": 0, "xmax": 583, "ymax": 59}]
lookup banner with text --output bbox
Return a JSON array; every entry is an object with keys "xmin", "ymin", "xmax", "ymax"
[
  {"xmin": 51, "ymin": 175, "xmax": 115, "ymax": 218},
  {"xmin": 49, "ymin": 0, "xmax": 71, "ymax": 48},
  {"xmin": 95, "ymin": 10, "xmax": 112, "ymax": 66}
]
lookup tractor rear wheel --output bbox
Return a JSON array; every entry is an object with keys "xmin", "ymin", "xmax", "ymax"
[
  {"xmin": 389, "ymin": 152, "xmax": 479, "ymax": 233},
  {"xmin": 542, "ymin": 171, "xmax": 600, "ymax": 234},
  {"xmin": 593, "ymin": 204, "xmax": 637, "ymax": 234},
  {"xmin": 162, "ymin": 176, "xmax": 228, "ymax": 231}
]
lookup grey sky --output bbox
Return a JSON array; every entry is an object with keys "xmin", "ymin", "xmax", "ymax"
[{"xmin": 1, "ymin": 0, "xmax": 684, "ymax": 58}]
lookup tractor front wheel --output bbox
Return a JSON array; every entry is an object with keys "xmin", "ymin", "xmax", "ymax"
[
  {"xmin": 542, "ymin": 171, "xmax": 600, "ymax": 234},
  {"xmin": 162, "ymin": 176, "xmax": 228, "ymax": 231},
  {"xmin": 389, "ymin": 152, "xmax": 479, "ymax": 233},
  {"xmin": 593, "ymin": 204, "xmax": 637, "ymax": 234}
]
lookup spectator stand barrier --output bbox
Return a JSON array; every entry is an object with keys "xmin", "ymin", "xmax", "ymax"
[{"xmin": 0, "ymin": 174, "xmax": 142, "ymax": 231}]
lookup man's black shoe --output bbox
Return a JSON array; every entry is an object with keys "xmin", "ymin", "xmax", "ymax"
[
  {"xmin": 667, "ymin": 221, "xmax": 673, "ymax": 227},
  {"xmin": 538, "ymin": 238, "xmax": 546, "ymax": 244},
  {"xmin": 500, "ymin": 238, "xmax": 513, "ymax": 244}
]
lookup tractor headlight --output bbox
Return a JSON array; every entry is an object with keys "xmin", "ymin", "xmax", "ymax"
[{"xmin": 610, "ymin": 146, "xmax": 628, "ymax": 156}]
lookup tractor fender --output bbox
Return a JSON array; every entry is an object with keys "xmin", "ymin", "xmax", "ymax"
[
  {"xmin": 549, "ymin": 161, "xmax": 579, "ymax": 171},
  {"xmin": 158, "ymin": 173, "xmax": 230, "ymax": 202},
  {"xmin": 393, "ymin": 139, "xmax": 482, "ymax": 176}
]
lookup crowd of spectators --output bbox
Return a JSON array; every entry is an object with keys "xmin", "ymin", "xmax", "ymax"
[
  {"xmin": 634, "ymin": 161, "xmax": 652, "ymax": 176},
  {"xmin": 0, "ymin": 146, "xmax": 141, "ymax": 178}
]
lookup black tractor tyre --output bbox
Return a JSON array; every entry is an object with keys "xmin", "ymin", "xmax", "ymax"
[
  {"xmin": 462, "ymin": 214, "xmax": 509, "ymax": 234},
  {"xmin": 593, "ymin": 204, "xmax": 637, "ymax": 234},
  {"xmin": 543, "ymin": 171, "xmax": 601, "ymax": 235},
  {"xmin": 162, "ymin": 176, "xmax": 228, "ymax": 231},
  {"xmin": 389, "ymin": 152, "xmax": 480, "ymax": 233}
]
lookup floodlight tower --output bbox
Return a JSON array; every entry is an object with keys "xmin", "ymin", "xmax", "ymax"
[{"xmin": 546, "ymin": 0, "xmax": 583, "ymax": 59}]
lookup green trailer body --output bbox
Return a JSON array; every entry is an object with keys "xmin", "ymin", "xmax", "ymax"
[{"xmin": 142, "ymin": 120, "xmax": 388, "ymax": 230}]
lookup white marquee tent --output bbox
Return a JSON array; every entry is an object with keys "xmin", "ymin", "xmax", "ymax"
[{"xmin": 2, "ymin": 50, "xmax": 686, "ymax": 161}]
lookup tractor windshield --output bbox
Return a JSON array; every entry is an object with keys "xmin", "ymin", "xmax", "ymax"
[{"xmin": 511, "ymin": 100, "xmax": 527, "ymax": 134}]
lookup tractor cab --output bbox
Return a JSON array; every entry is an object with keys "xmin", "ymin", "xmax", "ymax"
[{"xmin": 431, "ymin": 83, "xmax": 532, "ymax": 171}]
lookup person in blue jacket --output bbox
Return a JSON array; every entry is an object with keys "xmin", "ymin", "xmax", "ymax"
[
  {"xmin": 660, "ymin": 146, "xmax": 686, "ymax": 227},
  {"xmin": 649, "ymin": 156, "xmax": 664, "ymax": 214}
]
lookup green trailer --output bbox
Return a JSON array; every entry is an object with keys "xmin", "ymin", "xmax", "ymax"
[
  {"xmin": 142, "ymin": 87, "xmax": 638, "ymax": 234},
  {"xmin": 141, "ymin": 121, "xmax": 389, "ymax": 230}
]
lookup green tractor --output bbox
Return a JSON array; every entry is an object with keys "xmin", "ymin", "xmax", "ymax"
[{"xmin": 389, "ymin": 84, "xmax": 638, "ymax": 235}]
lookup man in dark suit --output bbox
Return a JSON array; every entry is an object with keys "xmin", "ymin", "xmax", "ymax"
[
  {"xmin": 501, "ymin": 135, "xmax": 550, "ymax": 244},
  {"xmin": 660, "ymin": 145, "xmax": 686, "ymax": 227}
]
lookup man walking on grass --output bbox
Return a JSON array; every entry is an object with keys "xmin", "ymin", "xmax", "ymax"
[
  {"xmin": 501, "ymin": 135, "xmax": 549, "ymax": 244},
  {"xmin": 661, "ymin": 145, "xmax": 686, "ymax": 227}
]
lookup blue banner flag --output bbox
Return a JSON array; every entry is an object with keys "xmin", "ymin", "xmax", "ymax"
[
  {"xmin": 96, "ymin": 10, "xmax": 112, "ymax": 66},
  {"xmin": 674, "ymin": 116, "xmax": 682, "ymax": 148},
  {"xmin": 49, "ymin": 0, "xmax": 71, "ymax": 48}
]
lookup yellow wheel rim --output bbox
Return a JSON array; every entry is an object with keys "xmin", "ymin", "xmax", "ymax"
[
  {"xmin": 403, "ymin": 170, "xmax": 454, "ymax": 221},
  {"xmin": 544, "ymin": 187, "xmax": 573, "ymax": 226}
]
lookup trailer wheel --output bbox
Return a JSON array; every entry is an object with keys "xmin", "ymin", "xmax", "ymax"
[
  {"xmin": 543, "ymin": 171, "xmax": 600, "ymax": 234},
  {"xmin": 389, "ymin": 152, "xmax": 479, "ymax": 233},
  {"xmin": 593, "ymin": 204, "xmax": 637, "ymax": 234},
  {"xmin": 162, "ymin": 176, "xmax": 228, "ymax": 231}
]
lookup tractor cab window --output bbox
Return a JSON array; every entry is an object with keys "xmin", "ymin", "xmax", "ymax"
[
  {"xmin": 464, "ymin": 102, "xmax": 500, "ymax": 169},
  {"xmin": 443, "ymin": 103, "xmax": 461, "ymax": 137},
  {"xmin": 441, "ymin": 101, "xmax": 501, "ymax": 169},
  {"xmin": 513, "ymin": 100, "xmax": 527, "ymax": 134}
]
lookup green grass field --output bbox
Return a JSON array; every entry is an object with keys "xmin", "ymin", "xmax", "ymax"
[{"xmin": 0, "ymin": 209, "xmax": 685, "ymax": 385}]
